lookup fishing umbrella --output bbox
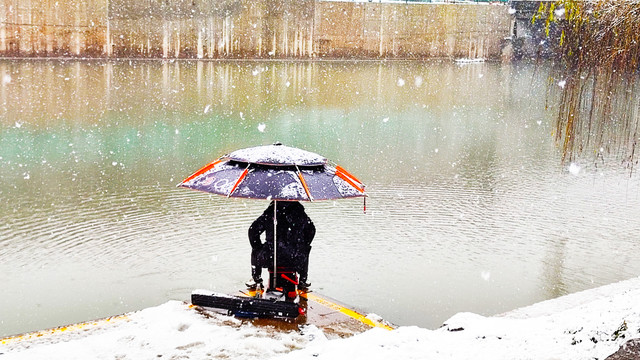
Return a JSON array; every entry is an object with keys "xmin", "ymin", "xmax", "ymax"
[{"xmin": 178, "ymin": 143, "xmax": 366, "ymax": 287}]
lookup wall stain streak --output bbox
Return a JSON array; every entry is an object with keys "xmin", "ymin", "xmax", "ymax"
[{"xmin": 0, "ymin": 0, "xmax": 510, "ymax": 59}]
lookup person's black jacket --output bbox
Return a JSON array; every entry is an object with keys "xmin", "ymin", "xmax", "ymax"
[{"xmin": 248, "ymin": 201, "xmax": 315, "ymax": 268}]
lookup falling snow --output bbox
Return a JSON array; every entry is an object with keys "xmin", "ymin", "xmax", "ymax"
[
  {"xmin": 2, "ymin": 30, "xmax": 640, "ymax": 360},
  {"xmin": 568, "ymin": 162, "xmax": 581, "ymax": 175},
  {"xmin": 481, "ymin": 271, "xmax": 491, "ymax": 281}
]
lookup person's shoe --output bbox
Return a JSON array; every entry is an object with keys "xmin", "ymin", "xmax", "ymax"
[
  {"xmin": 298, "ymin": 280, "xmax": 311, "ymax": 290},
  {"xmin": 246, "ymin": 278, "xmax": 263, "ymax": 289}
]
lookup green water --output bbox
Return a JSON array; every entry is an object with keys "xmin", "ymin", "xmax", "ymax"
[{"xmin": 1, "ymin": 59, "xmax": 640, "ymax": 337}]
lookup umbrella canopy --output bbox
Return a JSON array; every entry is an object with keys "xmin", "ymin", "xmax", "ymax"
[{"xmin": 178, "ymin": 143, "xmax": 366, "ymax": 201}]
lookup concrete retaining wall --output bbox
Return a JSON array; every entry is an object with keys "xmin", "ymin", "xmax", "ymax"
[
  {"xmin": 314, "ymin": 2, "xmax": 510, "ymax": 59},
  {"xmin": 0, "ymin": 0, "xmax": 511, "ymax": 59}
]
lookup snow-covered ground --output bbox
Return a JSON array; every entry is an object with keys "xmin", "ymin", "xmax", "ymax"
[{"xmin": 2, "ymin": 277, "xmax": 640, "ymax": 359}]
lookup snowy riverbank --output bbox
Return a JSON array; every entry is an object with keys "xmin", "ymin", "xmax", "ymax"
[{"xmin": 2, "ymin": 277, "xmax": 640, "ymax": 359}]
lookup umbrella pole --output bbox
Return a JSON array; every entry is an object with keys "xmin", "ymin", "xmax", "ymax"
[{"xmin": 273, "ymin": 200, "xmax": 277, "ymax": 289}]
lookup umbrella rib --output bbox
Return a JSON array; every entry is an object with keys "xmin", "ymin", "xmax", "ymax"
[
  {"xmin": 295, "ymin": 165, "xmax": 314, "ymax": 202},
  {"xmin": 336, "ymin": 165, "xmax": 364, "ymax": 185},
  {"xmin": 228, "ymin": 164, "xmax": 250, "ymax": 197},
  {"xmin": 335, "ymin": 165, "xmax": 365, "ymax": 193},
  {"xmin": 179, "ymin": 157, "xmax": 224, "ymax": 185}
]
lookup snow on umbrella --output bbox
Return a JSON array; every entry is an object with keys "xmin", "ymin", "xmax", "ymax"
[
  {"xmin": 177, "ymin": 143, "xmax": 366, "ymax": 287},
  {"xmin": 177, "ymin": 143, "xmax": 366, "ymax": 202}
]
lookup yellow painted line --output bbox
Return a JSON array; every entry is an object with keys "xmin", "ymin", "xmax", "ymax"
[
  {"xmin": 231, "ymin": 289, "xmax": 393, "ymax": 330},
  {"xmin": 0, "ymin": 314, "xmax": 129, "ymax": 346},
  {"xmin": 302, "ymin": 292, "xmax": 394, "ymax": 331}
]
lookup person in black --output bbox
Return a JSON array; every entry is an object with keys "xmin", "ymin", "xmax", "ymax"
[{"xmin": 247, "ymin": 201, "xmax": 315, "ymax": 290}]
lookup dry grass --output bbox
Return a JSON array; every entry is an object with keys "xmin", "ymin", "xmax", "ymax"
[{"xmin": 539, "ymin": 0, "xmax": 640, "ymax": 167}]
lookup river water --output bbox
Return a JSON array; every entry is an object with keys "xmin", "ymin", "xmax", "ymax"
[{"xmin": 1, "ymin": 60, "xmax": 640, "ymax": 337}]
